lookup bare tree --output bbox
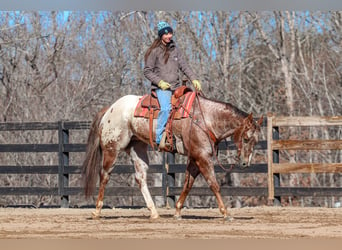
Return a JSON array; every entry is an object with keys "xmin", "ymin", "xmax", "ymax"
[{"xmin": 0, "ymin": 11, "xmax": 341, "ymax": 207}]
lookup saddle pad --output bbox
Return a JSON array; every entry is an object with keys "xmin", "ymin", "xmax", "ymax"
[
  {"xmin": 134, "ymin": 91, "xmax": 196, "ymax": 119},
  {"xmin": 134, "ymin": 94, "xmax": 152, "ymax": 118}
]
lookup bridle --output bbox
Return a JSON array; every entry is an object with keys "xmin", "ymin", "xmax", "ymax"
[
  {"xmin": 185, "ymin": 91, "xmax": 254, "ymax": 172},
  {"xmin": 233, "ymin": 116, "xmax": 256, "ymax": 160}
]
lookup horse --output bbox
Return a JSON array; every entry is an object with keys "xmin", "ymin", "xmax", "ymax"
[{"xmin": 82, "ymin": 91, "xmax": 263, "ymax": 220}]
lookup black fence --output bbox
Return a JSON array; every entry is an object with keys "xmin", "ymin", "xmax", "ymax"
[
  {"xmin": 2, "ymin": 118, "xmax": 342, "ymax": 208},
  {"xmin": 0, "ymin": 120, "xmax": 265, "ymax": 208}
]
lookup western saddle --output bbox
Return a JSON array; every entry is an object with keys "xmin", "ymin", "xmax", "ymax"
[{"xmin": 134, "ymin": 86, "xmax": 195, "ymax": 152}]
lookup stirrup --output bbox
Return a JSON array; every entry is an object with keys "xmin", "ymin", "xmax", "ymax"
[{"xmin": 158, "ymin": 132, "xmax": 168, "ymax": 151}]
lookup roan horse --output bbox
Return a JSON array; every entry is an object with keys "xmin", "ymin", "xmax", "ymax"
[{"xmin": 82, "ymin": 91, "xmax": 263, "ymax": 220}]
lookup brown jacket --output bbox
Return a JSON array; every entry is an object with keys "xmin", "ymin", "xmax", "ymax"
[{"xmin": 144, "ymin": 40, "xmax": 197, "ymax": 91}]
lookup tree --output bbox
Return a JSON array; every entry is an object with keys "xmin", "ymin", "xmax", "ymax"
[{"xmin": 0, "ymin": 11, "xmax": 341, "ymax": 207}]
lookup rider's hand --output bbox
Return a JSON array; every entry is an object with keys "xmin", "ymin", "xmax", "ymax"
[
  {"xmin": 192, "ymin": 79, "xmax": 202, "ymax": 91},
  {"xmin": 158, "ymin": 80, "xmax": 171, "ymax": 90}
]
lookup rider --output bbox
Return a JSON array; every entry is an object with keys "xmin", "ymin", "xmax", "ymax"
[{"xmin": 144, "ymin": 21, "xmax": 202, "ymax": 150}]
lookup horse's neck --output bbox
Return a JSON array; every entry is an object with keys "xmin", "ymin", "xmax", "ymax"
[{"xmin": 198, "ymin": 97, "xmax": 245, "ymax": 141}]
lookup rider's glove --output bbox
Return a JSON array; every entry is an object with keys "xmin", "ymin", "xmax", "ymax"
[
  {"xmin": 158, "ymin": 80, "xmax": 171, "ymax": 90},
  {"xmin": 192, "ymin": 80, "xmax": 202, "ymax": 91}
]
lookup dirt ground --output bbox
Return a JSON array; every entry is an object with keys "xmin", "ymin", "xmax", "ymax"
[{"xmin": 0, "ymin": 206, "xmax": 342, "ymax": 239}]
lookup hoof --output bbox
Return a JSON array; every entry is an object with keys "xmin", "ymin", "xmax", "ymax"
[
  {"xmin": 91, "ymin": 211, "xmax": 100, "ymax": 219},
  {"xmin": 224, "ymin": 216, "xmax": 234, "ymax": 222},
  {"xmin": 174, "ymin": 214, "xmax": 182, "ymax": 220},
  {"xmin": 150, "ymin": 214, "xmax": 160, "ymax": 220}
]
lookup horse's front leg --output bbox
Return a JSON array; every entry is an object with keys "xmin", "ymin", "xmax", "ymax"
[
  {"xmin": 197, "ymin": 158, "xmax": 232, "ymax": 221},
  {"xmin": 174, "ymin": 159, "xmax": 200, "ymax": 219},
  {"xmin": 128, "ymin": 142, "xmax": 159, "ymax": 219}
]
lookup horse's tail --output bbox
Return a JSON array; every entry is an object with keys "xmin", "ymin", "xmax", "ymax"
[{"xmin": 82, "ymin": 106, "xmax": 109, "ymax": 198}]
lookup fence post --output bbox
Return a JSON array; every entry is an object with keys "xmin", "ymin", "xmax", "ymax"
[
  {"xmin": 165, "ymin": 152, "xmax": 175, "ymax": 208},
  {"xmin": 267, "ymin": 113, "xmax": 281, "ymax": 206},
  {"xmin": 58, "ymin": 121, "xmax": 69, "ymax": 208},
  {"xmin": 272, "ymin": 125, "xmax": 281, "ymax": 206},
  {"xmin": 267, "ymin": 113, "xmax": 274, "ymax": 203}
]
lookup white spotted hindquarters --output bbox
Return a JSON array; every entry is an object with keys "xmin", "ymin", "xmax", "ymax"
[{"xmin": 100, "ymin": 95, "xmax": 141, "ymax": 150}]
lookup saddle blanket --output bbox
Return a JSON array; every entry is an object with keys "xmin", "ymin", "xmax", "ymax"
[{"xmin": 134, "ymin": 91, "xmax": 196, "ymax": 119}]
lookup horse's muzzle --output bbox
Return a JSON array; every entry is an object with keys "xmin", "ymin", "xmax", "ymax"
[
  {"xmin": 239, "ymin": 161, "xmax": 249, "ymax": 169},
  {"xmin": 234, "ymin": 155, "xmax": 249, "ymax": 169}
]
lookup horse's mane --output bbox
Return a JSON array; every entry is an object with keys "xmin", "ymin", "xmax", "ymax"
[
  {"xmin": 225, "ymin": 102, "xmax": 249, "ymax": 117},
  {"xmin": 199, "ymin": 94, "xmax": 249, "ymax": 118}
]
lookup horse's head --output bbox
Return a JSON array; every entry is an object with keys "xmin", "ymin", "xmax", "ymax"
[{"xmin": 233, "ymin": 113, "xmax": 263, "ymax": 168}]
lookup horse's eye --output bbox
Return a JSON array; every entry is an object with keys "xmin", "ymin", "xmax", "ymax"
[
  {"xmin": 243, "ymin": 137, "xmax": 249, "ymax": 143},
  {"xmin": 243, "ymin": 132, "xmax": 250, "ymax": 142}
]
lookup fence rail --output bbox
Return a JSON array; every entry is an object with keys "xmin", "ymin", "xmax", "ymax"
[
  {"xmin": 267, "ymin": 114, "xmax": 342, "ymax": 203},
  {"xmin": 0, "ymin": 120, "xmax": 268, "ymax": 208},
  {"xmin": 1, "ymin": 115, "xmax": 341, "ymax": 208}
]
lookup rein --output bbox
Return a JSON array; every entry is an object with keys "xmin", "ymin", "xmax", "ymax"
[{"xmin": 186, "ymin": 91, "xmax": 235, "ymax": 172}]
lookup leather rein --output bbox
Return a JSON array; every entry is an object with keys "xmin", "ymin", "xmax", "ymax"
[{"xmin": 182, "ymin": 91, "xmax": 242, "ymax": 172}]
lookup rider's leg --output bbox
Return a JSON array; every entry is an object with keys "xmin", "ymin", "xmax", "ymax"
[{"xmin": 155, "ymin": 89, "xmax": 172, "ymax": 145}]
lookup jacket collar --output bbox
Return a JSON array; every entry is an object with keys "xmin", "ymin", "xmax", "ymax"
[{"xmin": 160, "ymin": 39, "xmax": 175, "ymax": 50}]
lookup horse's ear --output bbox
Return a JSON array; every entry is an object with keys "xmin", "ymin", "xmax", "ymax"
[
  {"xmin": 247, "ymin": 113, "xmax": 253, "ymax": 122},
  {"xmin": 257, "ymin": 115, "xmax": 264, "ymax": 126}
]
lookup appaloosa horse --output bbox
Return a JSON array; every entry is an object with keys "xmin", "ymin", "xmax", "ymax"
[{"xmin": 82, "ymin": 91, "xmax": 263, "ymax": 220}]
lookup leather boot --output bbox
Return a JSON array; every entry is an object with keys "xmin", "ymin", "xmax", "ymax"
[{"xmin": 158, "ymin": 131, "xmax": 168, "ymax": 151}]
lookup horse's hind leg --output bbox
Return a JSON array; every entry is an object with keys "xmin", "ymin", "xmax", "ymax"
[
  {"xmin": 174, "ymin": 159, "xmax": 200, "ymax": 219},
  {"xmin": 127, "ymin": 141, "xmax": 159, "ymax": 219},
  {"xmin": 92, "ymin": 149, "xmax": 117, "ymax": 218}
]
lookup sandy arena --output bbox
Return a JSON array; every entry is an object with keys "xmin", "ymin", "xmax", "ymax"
[{"xmin": 0, "ymin": 206, "xmax": 342, "ymax": 239}]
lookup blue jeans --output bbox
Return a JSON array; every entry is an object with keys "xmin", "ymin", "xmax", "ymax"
[{"xmin": 155, "ymin": 89, "xmax": 172, "ymax": 144}]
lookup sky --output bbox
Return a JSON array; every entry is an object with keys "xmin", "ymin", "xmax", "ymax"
[{"xmin": 0, "ymin": 0, "xmax": 341, "ymax": 11}]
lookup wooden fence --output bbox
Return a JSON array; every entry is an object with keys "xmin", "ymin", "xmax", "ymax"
[
  {"xmin": 267, "ymin": 114, "xmax": 342, "ymax": 204},
  {"xmin": 1, "ymin": 115, "xmax": 341, "ymax": 208},
  {"xmin": 0, "ymin": 120, "xmax": 268, "ymax": 208}
]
